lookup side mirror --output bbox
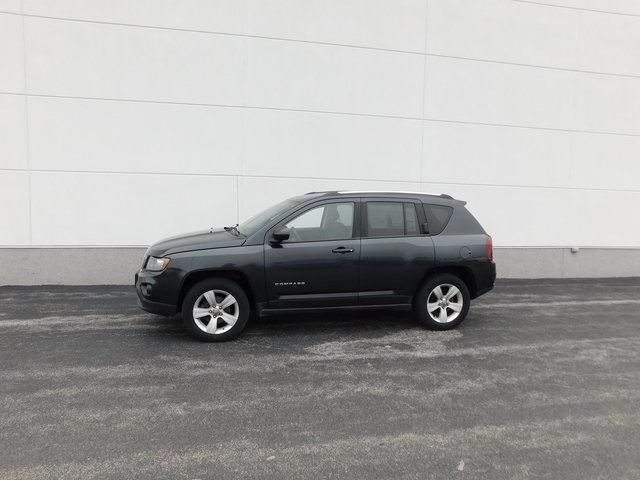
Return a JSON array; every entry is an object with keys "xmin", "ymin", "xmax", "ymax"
[{"xmin": 271, "ymin": 226, "xmax": 290, "ymax": 243}]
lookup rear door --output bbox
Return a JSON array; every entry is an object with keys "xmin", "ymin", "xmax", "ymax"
[
  {"xmin": 358, "ymin": 199, "xmax": 435, "ymax": 305},
  {"xmin": 264, "ymin": 200, "xmax": 361, "ymax": 308}
]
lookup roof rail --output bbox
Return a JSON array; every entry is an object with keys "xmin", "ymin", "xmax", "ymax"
[
  {"xmin": 337, "ymin": 190, "xmax": 454, "ymax": 199},
  {"xmin": 305, "ymin": 190, "xmax": 457, "ymax": 200}
]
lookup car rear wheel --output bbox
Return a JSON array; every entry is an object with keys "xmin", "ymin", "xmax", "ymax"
[
  {"xmin": 181, "ymin": 278, "xmax": 250, "ymax": 341},
  {"xmin": 414, "ymin": 274, "xmax": 470, "ymax": 330}
]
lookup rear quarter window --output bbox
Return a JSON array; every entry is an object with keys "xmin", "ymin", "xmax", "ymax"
[{"xmin": 423, "ymin": 204, "xmax": 454, "ymax": 235}]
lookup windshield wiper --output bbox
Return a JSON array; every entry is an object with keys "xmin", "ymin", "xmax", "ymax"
[{"xmin": 224, "ymin": 224, "xmax": 242, "ymax": 236}]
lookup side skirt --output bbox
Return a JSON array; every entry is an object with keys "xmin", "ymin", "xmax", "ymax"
[{"xmin": 256, "ymin": 303, "xmax": 413, "ymax": 317}]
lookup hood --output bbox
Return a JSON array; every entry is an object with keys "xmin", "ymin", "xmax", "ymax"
[{"xmin": 147, "ymin": 228, "xmax": 245, "ymax": 257}]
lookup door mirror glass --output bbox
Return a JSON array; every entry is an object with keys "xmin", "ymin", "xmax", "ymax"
[{"xmin": 271, "ymin": 226, "xmax": 290, "ymax": 243}]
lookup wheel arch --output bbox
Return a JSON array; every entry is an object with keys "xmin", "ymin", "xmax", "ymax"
[
  {"xmin": 415, "ymin": 266, "xmax": 478, "ymax": 302},
  {"xmin": 177, "ymin": 269, "xmax": 254, "ymax": 312}
]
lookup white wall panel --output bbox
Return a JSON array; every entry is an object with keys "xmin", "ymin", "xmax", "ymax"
[
  {"xmin": 30, "ymin": 172, "xmax": 238, "ymax": 245},
  {"xmin": 0, "ymin": 1, "xmax": 21, "ymax": 13},
  {"xmin": 569, "ymin": 132, "xmax": 640, "ymax": 191},
  {"xmin": 578, "ymin": 12, "xmax": 640, "ymax": 76},
  {"xmin": 247, "ymin": 0, "xmax": 426, "ymax": 52},
  {"xmin": 427, "ymin": 0, "xmax": 579, "ymax": 69},
  {"xmin": 246, "ymin": 38, "xmax": 424, "ymax": 117},
  {"xmin": 238, "ymin": 176, "xmax": 420, "ymax": 223},
  {"xmin": 243, "ymin": 109, "xmax": 422, "ymax": 182},
  {"xmin": 0, "ymin": 13, "xmax": 25, "ymax": 93},
  {"xmin": 422, "ymin": 121, "xmax": 572, "ymax": 187},
  {"xmin": 423, "ymin": 182, "xmax": 640, "ymax": 248},
  {"xmin": 566, "ymin": 189, "xmax": 640, "ymax": 247},
  {"xmin": 573, "ymin": 73, "xmax": 640, "ymax": 135},
  {"xmin": 23, "ymin": 0, "xmax": 246, "ymax": 33},
  {"xmin": 4, "ymin": 0, "xmax": 640, "ymax": 257},
  {"xmin": 24, "ymin": 17, "xmax": 245, "ymax": 105},
  {"xmin": 521, "ymin": 0, "xmax": 640, "ymax": 15},
  {"xmin": 421, "ymin": 182, "xmax": 570, "ymax": 247},
  {"xmin": 0, "ymin": 94, "xmax": 28, "ymax": 170},
  {"xmin": 424, "ymin": 56, "xmax": 574, "ymax": 129},
  {"xmin": 28, "ymin": 96, "xmax": 244, "ymax": 175},
  {"xmin": 0, "ymin": 171, "xmax": 30, "ymax": 245},
  {"xmin": 22, "ymin": 0, "xmax": 427, "ymax": 52}
]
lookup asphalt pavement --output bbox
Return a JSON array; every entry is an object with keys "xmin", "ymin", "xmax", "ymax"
[{"xmin": 1, "ymin": 278, "xmax": 639, "ymax": 479}]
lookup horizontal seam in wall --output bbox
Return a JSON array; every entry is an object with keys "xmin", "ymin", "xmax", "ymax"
[
  {"xmin": 495, "ymin": 246, "xmax": 640, "ymax": 250},
  {"xmin": 0, "ymin": 245, "xmax": 149, "ymax": 249},
  {"xmin": 2, "ymin": 10, "xmax": 640, "ymax": 80},
  {"xmin": 1, "ymin": 245, "xmax": 640, "ymax": 249},
  {"xmin": 1, "ymin": 91, "xmax": 640, "ymax": 139},
  {"xmin": 513, "ymin": 0, "xmax": 640, "ymax": 18},
  {"xmin": 427, "ymin": 53, "xmax": 640, "ymax": 80},
  {"xmin": 1, "ymin": 168, "xmax": 640, "ymax": 194}
]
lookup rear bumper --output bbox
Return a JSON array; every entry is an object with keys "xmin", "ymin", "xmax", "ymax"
[
  {"xmin": 472, "ymin": 261, "xmax": 496, "ymax": 299},
  {"xmin": 135, "ymin": 270, "xmax": 178, "ymax": 316}
]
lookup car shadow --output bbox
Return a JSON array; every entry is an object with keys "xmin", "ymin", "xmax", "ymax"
[
  {"xmin": 243, "ymin": 310, "xmax": 426, "ymax": 342},
  {"xmin": 148, "ymin": 309, "xmax": 422, "ymax": 341}
]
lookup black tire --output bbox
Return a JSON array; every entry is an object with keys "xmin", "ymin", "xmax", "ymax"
[
  {"xmin": 181, "ymin": 278, "xmax": 250, "ymax": 342},
  {"xmin": 414, "ymin": 274, "xmax": 470, "ymax": 330}
]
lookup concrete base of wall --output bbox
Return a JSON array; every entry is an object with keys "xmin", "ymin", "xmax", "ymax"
[
  {"xmin": 494, "ymin": 247, "xmax": 640, "ymax": 279},
  {"xmin": 0, "ymin": 248, "xmax": 146, "ymax": 286},
  {"xmin": 0, "ymin": 247, "xmax": 639, "ymax": 285}
]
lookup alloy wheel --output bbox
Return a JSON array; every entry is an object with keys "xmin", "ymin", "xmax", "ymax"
[
  {"xmin": 192, "ymin": 289, "xmax": 239, "ymax": 334},
  {"xmin": 426, "ymin": 283, "xmax": 463, "ymax": 324}
]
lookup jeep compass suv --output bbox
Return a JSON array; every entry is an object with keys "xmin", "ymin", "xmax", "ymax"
[{"xmin": 135, "ymin": 191, "xmax": 495, "ymax": 341}]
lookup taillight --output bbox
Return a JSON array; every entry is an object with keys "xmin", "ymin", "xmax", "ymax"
[{"xmin": 486, "ymin": 235, "xmax": 493, "ymax": 261}]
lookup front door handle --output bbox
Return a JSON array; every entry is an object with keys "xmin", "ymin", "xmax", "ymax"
[{"xmin": 332, "ymin": 247, "xmax": 354, "ymax": 254}]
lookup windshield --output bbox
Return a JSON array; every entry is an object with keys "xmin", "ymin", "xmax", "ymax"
[{"xmin": 237, "ymin": 198, "xmax": 301, "ymax": 237}]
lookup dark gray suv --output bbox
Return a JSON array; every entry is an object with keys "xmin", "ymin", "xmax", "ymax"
[{"xmin": 135, "ymin": 191, "xmax": 495, "ymax": 341}]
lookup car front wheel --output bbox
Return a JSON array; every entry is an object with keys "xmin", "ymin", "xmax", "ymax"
[
  {"xmin": 414, "ymin": 274, "xmax": 470, "ymax": 330},
  {"xmin": 181, "ymin": 278, "xmax": 250, "ymax": 341}
]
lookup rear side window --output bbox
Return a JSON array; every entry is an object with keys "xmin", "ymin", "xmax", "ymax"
[
  {"xmin": 423, "ymin": 204, "xmax": 454, "ymax": 235},
  {"xmin": 366, "ymin": 202, "xmax": 403, "ymax": 236},
  {"xmin": 404, "ymin": 203, "xmax": 420, "ymax": 235},
  {"xmin": 365, "ymin": 202, "xmax": 421, "ymax": 237}
]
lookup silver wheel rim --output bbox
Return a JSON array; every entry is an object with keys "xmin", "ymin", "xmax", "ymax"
[
  {"xmin": 192, "ymin": 289, "xmax": 239, "ymax": 335},
  {"xmin": 427, "ymin": 283, "xmax": 463, "ymax": 324}
]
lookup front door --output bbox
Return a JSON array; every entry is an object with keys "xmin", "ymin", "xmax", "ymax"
[{"xmin": 265, "ymin": 200, "xmax": 360, "ymax": 308}]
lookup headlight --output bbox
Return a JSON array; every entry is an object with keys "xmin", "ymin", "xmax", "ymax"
[{"xmin": 145, "ymin": 256, "xmax": 170, "ymax": 272}]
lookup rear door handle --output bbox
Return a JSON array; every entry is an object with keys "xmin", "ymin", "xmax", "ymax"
[{"xmin": 332, "ymin": 247, "xmax": 354, "ymax": 254}]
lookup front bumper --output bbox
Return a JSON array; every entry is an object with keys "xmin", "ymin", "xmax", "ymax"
[{"xmin": 135, "ymin": 270, "xmax": 178, "ymax": 316}]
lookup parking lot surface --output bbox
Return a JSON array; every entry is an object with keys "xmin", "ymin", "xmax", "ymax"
[{"xmin": 1, "ymin": 278, "xmax": 639, "ymax": 479}]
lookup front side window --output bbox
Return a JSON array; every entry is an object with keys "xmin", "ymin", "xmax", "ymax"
[
  {"xmin": 365, "ymin": 202, "xmax": 421, "ymax": 237},
  {"xmin": 284, "ymin": 202, "xmax": 354, "ymax": 242}
]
